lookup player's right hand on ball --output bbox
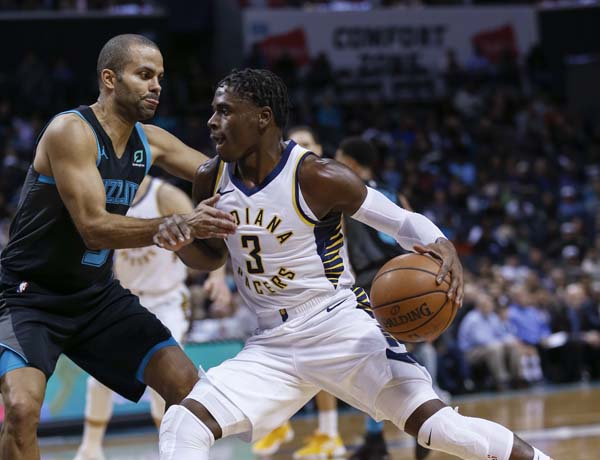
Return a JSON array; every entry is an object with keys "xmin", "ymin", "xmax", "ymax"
[
  {"xmin": 186, "ymin": 195, "xmax": 237, "ymax": 239},
  {"xmin": 414, "ymin": 237, "xmax": 464, "ymax": 309},
  {"xmin": 154, "ymin": 214, "xmax": 193, "ymax": 251}
]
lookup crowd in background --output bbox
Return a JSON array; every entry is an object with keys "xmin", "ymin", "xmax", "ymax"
[
  {"xmin": 0, "ymin": 0, "xmax": 162, "ymax": 11},
  {"xmin": 1, "ymin": 31, "xmax": 599, "ymax": 395},
  {"xmin": 239, "ymin": 0, "xmax": 560, "ymax": 9},
  {"xmin": 0, "ymin": 0, "xmax": 572, "ymax": 12}
]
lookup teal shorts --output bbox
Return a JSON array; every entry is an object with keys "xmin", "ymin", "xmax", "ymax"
[{"xmin": 0, "ymin": 347, "xmax": 28, "ymax": 378}]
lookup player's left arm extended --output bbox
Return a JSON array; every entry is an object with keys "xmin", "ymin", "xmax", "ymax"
[
  {"xmin": 299, "ymin": 155, "xmax": 463, "ymax": 306},
  {"xmin": 142, "ymin": 123, "xmax": 209, "ymax": 181}
]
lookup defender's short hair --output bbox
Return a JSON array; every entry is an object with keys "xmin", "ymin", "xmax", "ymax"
[
  {"xmin": 339, "ymin": 137, "xmax": 377, "ymax": 169},
  {"xmin": 97, "ymin": 34, "xmax": 159, "ymax": 80},
  {"xmin": 217, "ymin": 68, "xmax": 289, "ymax": 129}
]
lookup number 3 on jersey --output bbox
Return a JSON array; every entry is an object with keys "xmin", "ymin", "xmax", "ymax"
[{"xmin": 241, "ymin": 235, "xmax": 264, "ymax": 274}]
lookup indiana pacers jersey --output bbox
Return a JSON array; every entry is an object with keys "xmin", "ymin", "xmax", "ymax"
[
  {"xmin": 114, "ymin": 178, "xmax": 187, "ymax": 296},
  {"xmin": 212, "ymin": 140, "xmax": 354, "ymax": 316},
  {"xmin": 0, "ymin": 106, "xmax": 151, "ymax": 293}
]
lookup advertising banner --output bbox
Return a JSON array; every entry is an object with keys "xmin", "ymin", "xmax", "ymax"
[{"xmin": 244, "ymin": 7, "xmax": 538, "ymax": 73}]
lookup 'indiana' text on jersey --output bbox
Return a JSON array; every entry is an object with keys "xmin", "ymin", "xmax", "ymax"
[
  {"xmin": 0, "ymin": 106, "xmax": 151, "ymax": 293},
  {"xmin": 211, "ymin": 141, "xmax": 355, "ymax": 317}
]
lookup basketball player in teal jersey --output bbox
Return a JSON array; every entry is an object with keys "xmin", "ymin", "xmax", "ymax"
[
  {"xmin": 156, "ymin": 69, "xmax": 555, "ymax": 460},
  {"xmin": 0, "ymin": 34, "xmax": 236, "ymax": 460},
  {"xmin": 74, "ymin": 175, "xmax": 233, "ymax": 460}
]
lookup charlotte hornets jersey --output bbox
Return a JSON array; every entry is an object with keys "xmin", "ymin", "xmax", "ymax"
[
  {"xmin": 212, "ymin": 140, "xmax": 354, "ymax": 316},
  {"xmin": 114, "ymin": 178, "xmax": 187, "ymax": 296},
  {"xmin": 0, "ymin": 106, "xmax": 151, "ymax": 293}
]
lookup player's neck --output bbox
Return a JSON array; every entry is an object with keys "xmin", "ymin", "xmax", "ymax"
[
  {"xmin": 90, "ymin": 99, "xmax": 136, "ymax": 155},
  {"xmin": 236, "ymin": 139, "xmax": 286, "ymax": 188}
]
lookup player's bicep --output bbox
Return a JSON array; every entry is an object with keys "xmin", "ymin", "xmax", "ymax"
[
  {"xmin": 43, "ymin": 119, "xmax": 107, "ymax": 237},
  {"xmin": 299, "ymin": 156, "xmax": 367, "ymax": 219}
]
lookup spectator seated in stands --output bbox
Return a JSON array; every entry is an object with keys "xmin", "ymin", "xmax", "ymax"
[
  {"xmin": 544, "ymin": 283, "xmax": 600, "ymax": 382},
  {"xmin": 458, "ymin": 292, "xmax": 525, "ymax": 391},
  {"xmin": 506, "ymin": 285, "xmax": 549, "ymax": 383}
]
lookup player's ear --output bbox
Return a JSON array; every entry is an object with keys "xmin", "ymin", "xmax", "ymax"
[
  {"xmin": 258, "ymin": 106, "xmax": 273, "ymax": 130},
  {"xmin": 100, "ymin": 69, "xmax": 118, "ymax": 90}
]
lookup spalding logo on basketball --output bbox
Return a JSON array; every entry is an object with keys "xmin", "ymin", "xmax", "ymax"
[
  {"xmin": 370, "ymin": 253, "xmax": 457, "ymax": 343},
  {"xmin": 383, "ymin": 302, "xmax": 432, "ymax": 329}
]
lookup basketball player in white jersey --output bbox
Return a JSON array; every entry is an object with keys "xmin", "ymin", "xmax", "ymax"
[
  {"xmin": 252, "ymin": 125, "xmax": 346, "ymax": 459},
  {"xmin": 74, "ymin": 175, "xmax": 231, "ymax": 460},
  {"xmin": 155, "ymin": 69, "xmax": 555, "ymax": 460}
]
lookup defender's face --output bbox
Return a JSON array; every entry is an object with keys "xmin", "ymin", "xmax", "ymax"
[
  {"xmin": 208, "ymin": 86, "xmax": 262, "ymax": 162},
  {"xmin": 114, "ymin": 44, "xmax": 163, "ymax": 121}
]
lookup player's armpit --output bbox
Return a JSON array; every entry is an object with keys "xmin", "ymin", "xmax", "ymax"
[{"xmin": 143, "ymin": 124, "xmax": 209, "ymax": 181}]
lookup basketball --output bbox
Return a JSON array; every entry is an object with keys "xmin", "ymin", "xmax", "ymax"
[{"xmin": 370, "ymin": 253, "xmax": 456, "ymax": 343}]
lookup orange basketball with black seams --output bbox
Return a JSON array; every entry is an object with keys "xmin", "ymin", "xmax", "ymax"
[{"xmin": 370, "ymin": 253, "xmax": 456, "ymax": 343}]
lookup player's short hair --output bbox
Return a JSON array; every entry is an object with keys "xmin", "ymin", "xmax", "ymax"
[
  {"xmin": 217, "ymin": 68, "xmax": 289, "ymax": 130},
  {"xmin": 97, "ymin": 34, "xmax": 159, "ymax": 81},
  {"xmin": 339, "ymin": 137, "xmax": 376, "ymax": 169},
  {"xmin": 287, "ymin": 125, "xmax": 319, "ymax": 143}
]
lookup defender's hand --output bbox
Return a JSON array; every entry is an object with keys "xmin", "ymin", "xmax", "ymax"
[
  {"xmin": 154, "ymin": 214, "xmax": 193, "ymax": 251},
  {"xmin": 186, "ymin": 195, "xmax": 237, "ymax": 239},
  {"xmin": 413, "ymin": 238, "xmax": 464, "ymax": 309}
]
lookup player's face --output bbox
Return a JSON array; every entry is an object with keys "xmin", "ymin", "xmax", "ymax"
[
  {"xmin": 114, "ymin": 45, "xmax": 164, "ymax": 121},
  {"xmin": 208, "ymin": 86, "xmax": 262, "ymax": 162}
]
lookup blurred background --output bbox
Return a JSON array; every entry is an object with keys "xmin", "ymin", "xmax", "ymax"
[{"xmin": 0, "ymin": 0, "xmax": 599, "ymax": 459}]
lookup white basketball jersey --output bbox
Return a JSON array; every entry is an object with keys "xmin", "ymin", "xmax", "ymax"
[
  {"xmin": 114, "ymin": 178, "xmax": 188, "ymax": 296},
  {"xmin": 213, "ymin": 141, "xmax": 354, "ymax": 316}
]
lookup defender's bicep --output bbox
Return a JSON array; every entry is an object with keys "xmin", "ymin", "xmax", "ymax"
[
  {"xmin": 42, "ymin": 118, "xmax": 108, "ymax": 228},
  {"xmin": 144, "ymin": 123, "xmax": 209, "ymax": 181}
]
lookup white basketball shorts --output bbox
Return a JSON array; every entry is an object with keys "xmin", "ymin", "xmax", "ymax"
[{"xmin": 188, "ymin": 288, "xmax": 440, "ymax": 442}]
